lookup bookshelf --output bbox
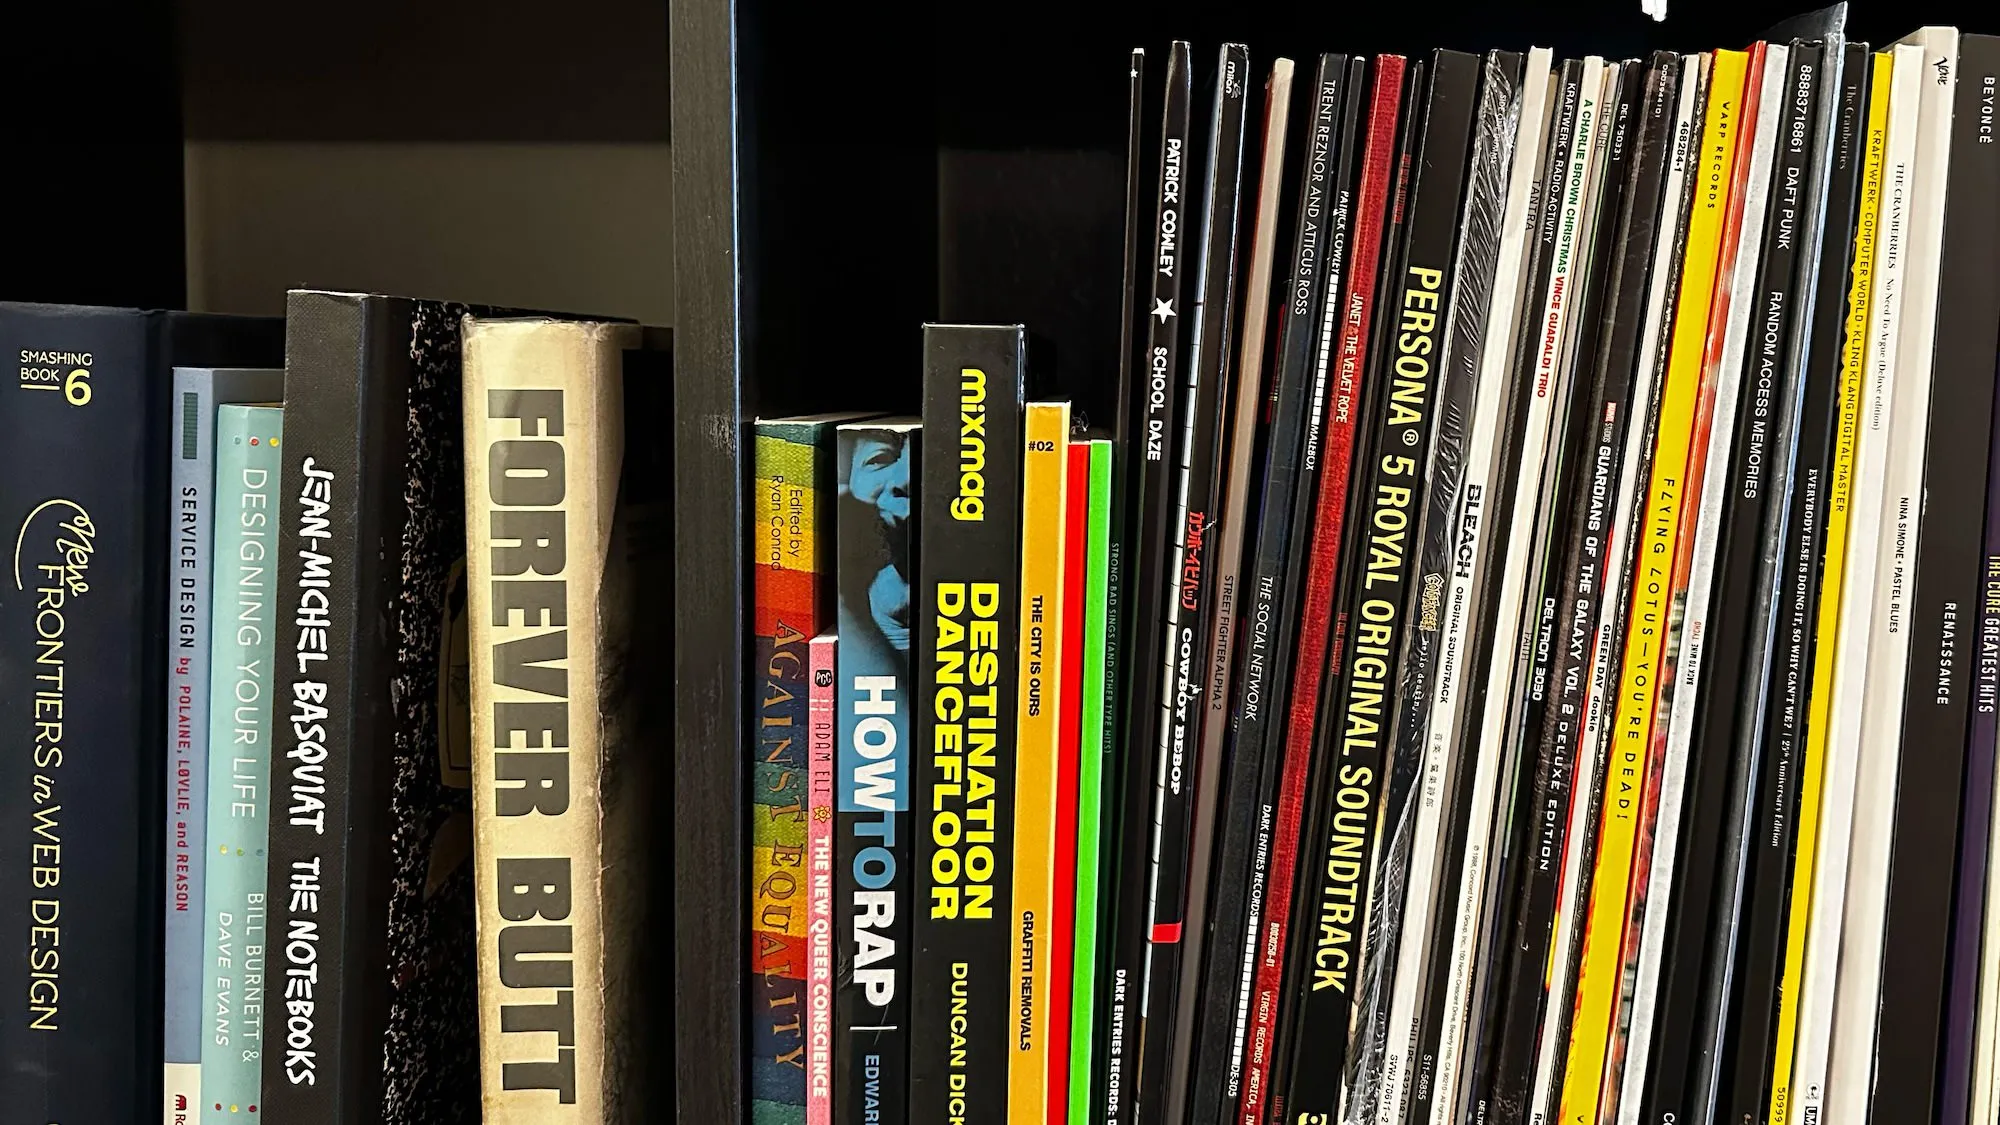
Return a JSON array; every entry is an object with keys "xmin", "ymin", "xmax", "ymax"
[
  {"xmin": 669, "ymin": 0, "xmax": 1995, "ymax": 1119},
  {"xmin": 20, "ymin": 0, "xmax": 2000, "ymax": 1118}
]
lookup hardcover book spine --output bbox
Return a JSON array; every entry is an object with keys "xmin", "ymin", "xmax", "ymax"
[
  {"xmin": 1048, "ymin": 442, "xmax": 1092, "ymax": 1125},
  {"xmin": 809, "ymin": 635, "xmax": 837, "ymax": 1125},
  {"xmin": 0, "ymin": 307, "xmax": 162, "ymax": 1123},
  {"xmin": 1009, "ymin": 400, "xmax": 1073, "ymax": 1123},
  {"xmin": 1100, "ymin": 44, "xmax": 1190, "ymax": 1125},
  {"xmin": 167, "ymin": 368, "xmax": 220, "ymax": 1125},
  {"xmin": 1187, "ymin": 57, "xmax": 1298, "ymax": 1123},
  {"xmin": 1871, "ymin": 32, "xmax": 2000, "ymax": 1125},
  {"xmin": 464, "ymin": 318, "xmax": 636, "ymax": 1122},
  {"xmin": 911, "ymin": 323, "xmax": 1027, "ymax": 1125},
  {"xmin": 1280, "ymin": 50, "xmax": 1482, "ymax": 1125},
  {"xmin": 1240, "ymin": 56, "xmax": 1373, "ymax": 1125},
  {"xmin": 1137, "ymin": 42, "xmax": 1250, "ymax": 1125},
  {"xmin": 1069, "ymin": 439, "xmax": 1115, "ymax": 1125},
  {"xmin": 1765, "ymin": 49, "xmax": 1881, "ymax": 1125},
  {"xmin": 1090, "ymin": 50, "xmax": 1145, "ymax": 1125},
  {"xmin": 197, "ymin": 404, "xmax": 285, "ymax": 1123},
  {"xmin": 1369, "ymin": 52, "xmax": 1523, "ymax": 1125},
  {"xmin": 1793, "ymin": 45, "xmax": 1924, "ymax": 1125},
  {"xmin": 1248, "ymin": 59, "xmax": 1399, "ymax": 1125},
  {"xmin": 749, "ymin": 414, "xmax": 845, "ymax": 1123},
  {"xmin": 834, "ymin": 420, "xmax": 919, "ymax": 1125}
]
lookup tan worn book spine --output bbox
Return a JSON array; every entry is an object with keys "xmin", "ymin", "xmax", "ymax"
[{"xmin": 462, "ymin": 317, "xmax": 636, "ymax": 1123}]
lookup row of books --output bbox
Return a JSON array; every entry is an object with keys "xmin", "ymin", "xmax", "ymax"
[
  {"xmin": 748, "ymin": 15, "xmax": 2000, "ymax": 1125},
  {"xmin": 0, "ymin": 297, "xmax": 670, "ymax": 1124}
]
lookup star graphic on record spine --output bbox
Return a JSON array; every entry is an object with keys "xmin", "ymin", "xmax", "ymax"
[{"xmin": 1152, "ymin": 298, "xmax": 1177, "ymax": 323}]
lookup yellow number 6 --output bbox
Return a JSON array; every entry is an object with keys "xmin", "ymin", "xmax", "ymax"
[{"xmin": 63, "ymin": 368, "xmax": 90, "ymax": 406}]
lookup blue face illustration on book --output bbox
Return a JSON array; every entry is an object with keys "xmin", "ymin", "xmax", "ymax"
[{"xmin": 840, "ymin": 429, "xmax": 913, "ymax": 656}]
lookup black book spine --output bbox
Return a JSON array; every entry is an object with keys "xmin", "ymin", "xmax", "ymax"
[
  {"xmin": 0, "ymin": 307, "xmax": 159, "ymax": 1122},
  {"xmin": 1258, "ymin": 56, "xmax": 1378, "ymax": 1125},
  {"xmin": 1684, "ymin": 44, "xmax": 1822, "ymax": 1125},
  {"xmin": 1278, "ymin": 50, "xmax": 1483, "ymax": 1123},
  {"xmin": 1869, "ymin": 33, "xmax": 2000, "ymax": 1125},
  {"xmin": 1476, "ymin": 58, "xmax": 1590, "ymax": 1125},
  {"xmin": 1099, "ymin": 41, "xmax": 1191, "ymax": 1125},
  {"xmin": 1134, "ymin": 42, "xmax": 1251, "ymax": 1125},
  {"xmin": 833, "ymin": 419, "xmax": 921, "ymax": 1125},
  {"xmin": 1086, "ymin": 45, "xmax": 1147, "ymax": 1121},
  {"xmin": 263, "ymin": 291, "xmax": 415, "ymax": 1123},
  {"xmin": 908, "ymin": 324, "xmax": 1026, "ymax": 1125},
  {"xmin": 1442, "ymin": 55, "xmax": 1670, "ymax": 1125},
  {"xmin": 1723, "ymin": 42, "xmax": 1862, "ymax": 1125},
  {"xmin": 1192, "ymin": 51, "xmax": 1350, "ymax": 1125},
  {"xmin": 1521, "ymin": 66, "xmax": 1646, "ymax": 1123},
  {"xmin": 1367, "ymin": 50, "xmax": 1523, "ymax": 1125}
]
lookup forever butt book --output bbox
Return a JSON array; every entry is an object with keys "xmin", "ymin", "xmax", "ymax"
[{"xmin": 463, "ymin": 317, "xmax": 665, "ymax": 1122}]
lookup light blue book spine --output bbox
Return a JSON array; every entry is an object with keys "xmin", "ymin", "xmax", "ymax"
[
  {"xmin": 197, "ymin": 405, "xmax": 283, "ymax": 1124},
  {"xmin": 165, "ymin": 369, "xmax": 219, "ymax": 1125}
]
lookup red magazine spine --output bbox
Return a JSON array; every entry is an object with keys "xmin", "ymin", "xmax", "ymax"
[
  {"xmin": 1048, "ymin": 443, "xmax": 1092, "ymax": 1124},
  {"xmin": 1241, "ymin": 54, "xmax": 1407, "ymax": 1125}
]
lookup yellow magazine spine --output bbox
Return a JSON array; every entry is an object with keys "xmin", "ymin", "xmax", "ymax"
[
  {"xmin": 1764, "ymin": 53, "xmax": 1890, "ymax": 1125},
  {"xmin": 1558, "ymin": 47, "xmax": 1752, "ymax": 1125},
  {"xmin": 1008, "ymin": 401, "xmax": 1072, "ymax": 1123}
]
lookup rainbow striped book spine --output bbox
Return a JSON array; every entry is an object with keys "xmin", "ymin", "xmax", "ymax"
[{"xmin": 753, "ymin": 414, "xmax": 864, "ymax": 1124}]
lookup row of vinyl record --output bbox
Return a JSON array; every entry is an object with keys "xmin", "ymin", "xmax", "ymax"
[
  {"xmin": 748, "ymin": 16, "xmax": 2000, "ymax": 1125},
  {"xmin": 0, "ymin": 297, "xmax": 672, "ymax": 1123}
]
